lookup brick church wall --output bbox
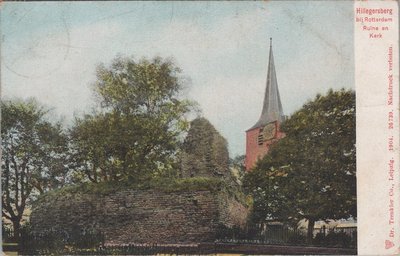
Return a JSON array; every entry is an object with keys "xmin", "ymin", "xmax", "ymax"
[
  {"xmin": 245, "ymin": 124, "xmax": 285, "ymax": 170},
  {"xmin": 30, "ymin": 187, "xmax": 248, "ymax": 245}
]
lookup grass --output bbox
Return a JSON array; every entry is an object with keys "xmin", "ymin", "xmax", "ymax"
[
  {"xmin": 33, "ymin": 176, "xmax": 249, "ymax": 212},
  {"xmin": 34, "ymin": 174, "xmax": 252, "ymax": 210},
  {"xmin": 35, "ymin": 176, "xmax": 225, "ymax": 205}
]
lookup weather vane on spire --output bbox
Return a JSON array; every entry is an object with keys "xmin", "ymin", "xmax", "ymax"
[{"xmin": 270, "ymin": 37, "xmax": 272, "ymax": 47}]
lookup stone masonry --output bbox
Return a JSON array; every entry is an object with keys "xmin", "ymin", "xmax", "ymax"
[
  {"xmin": 30, "ymin": 188, "xmax": 248, "ymax": 245},
  {"xmin": 181, "ymin": 118, "xmax": 230, "ymax": 180}
]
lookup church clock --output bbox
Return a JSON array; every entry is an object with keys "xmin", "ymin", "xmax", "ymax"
[{"xmin": 262, "ymin": 122, "xmax": 276, "ymax": 141}]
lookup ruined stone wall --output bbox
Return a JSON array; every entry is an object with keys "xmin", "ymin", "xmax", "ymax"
[
  {"xmin": 180, "ymin": 118, "xmax": 230, "ymax": 179},
  {"xmin": 30, "ymin": 188, "xmax": 248, "ymax": 245}
]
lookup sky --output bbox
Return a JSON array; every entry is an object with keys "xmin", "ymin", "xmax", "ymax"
[{"xmin": 1, "ymin": 1, "xmax": 354, "ymax": 157}]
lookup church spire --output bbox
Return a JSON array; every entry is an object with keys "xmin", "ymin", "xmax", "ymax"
[{"xmin": 249, "ymin": 38, "xmax": 284, "ymax": 130}]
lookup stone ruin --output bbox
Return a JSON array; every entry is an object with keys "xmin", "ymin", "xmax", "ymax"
[
  {"xmin": 30, "ymin": 117, "xmax": 248, "ymax": 245},
  {"xmin": 180, "ymin": 118, "xmax": 230, "ymax": 180}
]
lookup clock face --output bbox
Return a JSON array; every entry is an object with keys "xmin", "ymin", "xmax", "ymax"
[{"xmin": 262, "ymin": 122, "xmax": 276, "ymax": 141}]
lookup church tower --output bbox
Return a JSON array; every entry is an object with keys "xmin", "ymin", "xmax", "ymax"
[{"xmin": 245, "ymin": 38, "xmax": 285, "ymax": 171}]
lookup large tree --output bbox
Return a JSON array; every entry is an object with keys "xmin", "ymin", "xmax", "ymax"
[
  {"xmin": 69, "ymin": 56, "xmax": 194, "ymax": 183},
  {"xmin": 1, "ymin": 99, "xmax": 68, "ymax": 240},
  {"xmin": 243, "ymin": 89, "xmax": 356, "ymax": 243}
]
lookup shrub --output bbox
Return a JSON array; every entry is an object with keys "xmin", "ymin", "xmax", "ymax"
[
  {"xmin": 19, "ymin": 224, "xmax": 104, "ymax": 255},
  {"xmin": 313, "ymin": 230, "xmax": 355, "ymax": 248}
]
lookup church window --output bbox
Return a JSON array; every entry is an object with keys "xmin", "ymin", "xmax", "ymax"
[{"xmin": 258, "ymin": 128, "xmax": 264, "ymax": 145}]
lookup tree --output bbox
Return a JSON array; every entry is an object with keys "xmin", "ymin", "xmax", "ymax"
[
  {"xmin": 1, "ymin": 99, "xmax": 68, "ymax": 240},
  {"xmin": 69, "ymin": 56, "xmax": 194, "ymax": 183},
  {"xmin": 243, "ymin": 89, "xmax": 356, "ymax": 243}
]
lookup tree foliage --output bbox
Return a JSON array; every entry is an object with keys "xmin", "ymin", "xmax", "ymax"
[
  {"xmin": 1, "ymin": 99, "xmax": 68, "ymax": 239},
  {"xmin": 69, "ymin": 56, "xmax": 194, "ymax": 183},
  {"xmin": 243, "ymin": 89, "xmax": 356, "ymax": 242}
]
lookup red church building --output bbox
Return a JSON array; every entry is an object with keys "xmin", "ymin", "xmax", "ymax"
[{"xmin": 245, "ymin": 39, "xmax": 285, "ymax": 171}]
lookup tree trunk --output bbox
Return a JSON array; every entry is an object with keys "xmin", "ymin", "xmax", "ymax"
[
  {"xmin": 307, "ymin": 218, "xmax": 315, "ymax": 245},
  {"xmin": 11, "ymin": 218, "xmax": 21, "ymax": 242}
]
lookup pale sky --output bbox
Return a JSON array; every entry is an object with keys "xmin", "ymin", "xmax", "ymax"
[{"xmin": 1, "ymin": 1, "xmax": 354, "ymax": 157}]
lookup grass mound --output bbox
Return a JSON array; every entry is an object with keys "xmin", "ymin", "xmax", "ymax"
[{"xmin": 36, "ymin": 177, "xmax": 224, "ymax": 203}]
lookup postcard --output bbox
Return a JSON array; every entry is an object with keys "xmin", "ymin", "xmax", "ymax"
[{"xmin": 1, "ymin": 1, "xmax": 398, "ymax": 255}]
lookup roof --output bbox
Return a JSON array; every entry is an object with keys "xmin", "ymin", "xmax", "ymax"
[{"xmin": 248, "ymin": 39, "xmax": 284, "ymax": 131}]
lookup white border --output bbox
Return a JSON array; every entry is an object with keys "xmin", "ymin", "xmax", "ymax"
[{"xmin": 355, "ymin": 1, "xmax": 399, "ymax": 255}]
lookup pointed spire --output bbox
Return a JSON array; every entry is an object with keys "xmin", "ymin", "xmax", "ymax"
[{"xmin": 248, "ymin": 38, "xmax": 284, "ymax": 130}]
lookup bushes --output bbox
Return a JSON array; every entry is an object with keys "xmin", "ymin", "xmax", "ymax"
[
  {"xmin": 313, "ymin": 230, "xmax": 356, "ymax": 248},
  {"xmin": 215, "ymin": 223, "xmax": 307, "ymax": 246},
  {"xmin": 215, "ymin": 224, "xmax": 355, "ymax": 249},
  {"xmin": 19, "ymin": 224, "xmax": 104, "ymax": 255},
  {"xmin": 287, "ymin": 231, "xmax": 306, "ymax": 245},
  {"xmin": 215, "ymin": 224, "xmax": 247, "ymax": 240}
]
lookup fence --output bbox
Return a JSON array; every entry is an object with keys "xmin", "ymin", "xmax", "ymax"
[
  {"xmin": 11, "ymin": 223, "xmax": 356, "ymax": 254},
  {"xmin": 217, "ymin": 223, "xmax": 356, "ymax": 249},
  {"xmin": 313, "ymin": 226, "xmax": 357, "ymax": 248},
  {"xmin": 18, "ymin": 242, "xmax": 357, "ymax": 255},
  {"xmin": 262, "ymin": 224, "xmax": 306, "ymax": 244}
]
